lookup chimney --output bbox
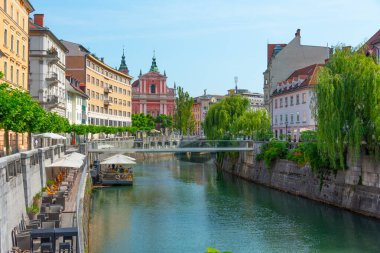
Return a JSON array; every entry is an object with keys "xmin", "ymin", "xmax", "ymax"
[
  {"xmin": 295, "ymin": 29, "xmax": 301, "ymax": 37},
  {"xmin": 34, "ymin": 14, "xmax": 44, "ymax": 27}
]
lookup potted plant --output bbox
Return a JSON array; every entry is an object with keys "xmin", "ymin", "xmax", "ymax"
[
  {"xmin": 26, "ymin": 203, "xmax": 39, "ymax": 220},
  {"xmin": 32, "ymin": 192, "xmax": 42, "ymax": 206},
  {"xmin": 46, "ymin": 179, "xmax": 54, "ymax": 187}
]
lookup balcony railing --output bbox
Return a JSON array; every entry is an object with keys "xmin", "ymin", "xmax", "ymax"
[
  {"xmin": 46, "ymin": 73, "xmax": 59, "ymax": 85},
  {"xmin": 104, "ymin": 86, "xmax": 113, "ymax": 93},
  {"xmin": 104, "ymin": 99, "xmax": 112, "ymax": 106}
]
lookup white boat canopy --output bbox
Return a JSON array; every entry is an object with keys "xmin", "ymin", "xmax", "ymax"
[
  {"xmin": 103, "ymin": 154, "xmax": 136, "ymax": 161},
  {"xmin": 100, "ymin": 154, "xmax": 136, "ymax": 165}
]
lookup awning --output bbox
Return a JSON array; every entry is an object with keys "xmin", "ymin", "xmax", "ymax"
[{"xmin": 100, "ymin": 154, "xmax": 136, "ymax": 165}]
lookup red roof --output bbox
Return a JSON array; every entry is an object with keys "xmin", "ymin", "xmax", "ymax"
[
  {"xmin": 132, "ymin": 80, "xmax": 139, "ymax": 88},
  {"xmin": 366, "ymin": 29, "xmax": 380, "ymax": 46},
  {"xmin": 271, "ymin": 63, "xmax": 324, "ymax": 97},
  {"xmin": 267, "ymin": 43, "xmax": 287, "ymax": 64}
]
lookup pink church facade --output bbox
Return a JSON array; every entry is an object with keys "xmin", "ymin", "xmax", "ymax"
[{"xmin": 131, "ymin": 54, "xmax": 176, "ymax": 117}]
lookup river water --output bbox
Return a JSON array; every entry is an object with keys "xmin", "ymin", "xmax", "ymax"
[{"xmin": 90, "ymin": 157, "xmax": 380, "ymax": 253}]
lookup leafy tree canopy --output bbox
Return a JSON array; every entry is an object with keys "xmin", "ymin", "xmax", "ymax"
[{"xmin": 315, "ymin": 46, "xmax": 380, "ymax": 169}]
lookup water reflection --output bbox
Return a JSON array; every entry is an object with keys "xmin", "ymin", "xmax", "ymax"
[{"xmin": 90, "ymin": 157, "xmax": 380, "ymax": 253}]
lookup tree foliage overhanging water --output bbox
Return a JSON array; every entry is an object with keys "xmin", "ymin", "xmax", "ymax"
[{"xmin": 315, "ymin": 46, "xmax": 380, "ymax": 169}]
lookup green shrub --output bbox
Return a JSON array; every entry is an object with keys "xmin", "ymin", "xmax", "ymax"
[{"xmin": 257, "ymin": 140, "xmax": 289, "ymax": 168}]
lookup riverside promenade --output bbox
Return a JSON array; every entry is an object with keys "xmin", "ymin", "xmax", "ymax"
[{"xmin": 0, "ymin": 144, "xmax": 89, "ymax": 253}]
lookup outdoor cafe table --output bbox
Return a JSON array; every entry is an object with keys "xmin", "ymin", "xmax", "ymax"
[{"xmin": 30, "ymin": 227, "xmax": 79, "ymax": 252}]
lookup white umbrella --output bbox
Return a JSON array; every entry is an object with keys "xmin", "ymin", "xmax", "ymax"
[
  {"xmin": 35, "ymin": 133, "xmax": 66, "ymax": 140},
  {"xmin": 66, "ymin": 152, "xmax": 86, "ymax": 161},
  {"xmin": 46, "ymin": 157, "xmax": 83, "ymax": 168},
  {"xmin": 100, "ymin": 154, "xmax": 136, "ymax": 165}
]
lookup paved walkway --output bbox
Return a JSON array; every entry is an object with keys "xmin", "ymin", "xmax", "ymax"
[{"xmin": 60, "ymin": 169, "xmax": 82, "ymax": 228}]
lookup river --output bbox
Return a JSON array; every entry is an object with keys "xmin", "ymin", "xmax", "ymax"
[{"xmin": 90, "ymin": 157, "xmax": 380, "ymax": 253}]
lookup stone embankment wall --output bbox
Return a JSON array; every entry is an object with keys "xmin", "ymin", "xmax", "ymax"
[
  {"xmin": 222, "ymin": 146, "xmax": 380, "ymax": 218},
  {"xmin": 0, "ymin": 144, "xmax": 66, "ymax": 253}
]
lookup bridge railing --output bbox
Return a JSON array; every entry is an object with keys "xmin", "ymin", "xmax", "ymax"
[{"xmin": 88, "ymin": 139, "xmax": 253, "ymax": 151}]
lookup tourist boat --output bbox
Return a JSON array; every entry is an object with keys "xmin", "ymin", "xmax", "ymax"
[{"xmin": 97, "ymin": 154, "xmax": 136, "ymax": 186}]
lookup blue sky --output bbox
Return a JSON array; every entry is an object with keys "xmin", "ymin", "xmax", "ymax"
[{"xmin": 31, "ymin": 0, "xmax": 380, "ymax": 97}]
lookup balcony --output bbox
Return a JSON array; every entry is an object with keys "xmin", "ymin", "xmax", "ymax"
[
  {"xmin": 46, "ymin": 73, "xmax": 59, "ymax": 85},
  {"xmin": 82, "ymin": 105, "xmax": 86, "ymax": 111},
  {"xmin": 45, "ymin": 95, "xmax": 58, "ymax": 105},
  {"xmin": 104, "ymin": 86, "xmax": 113, "ymax": 93},
  {"xmin": 46, "ymin": 48, "xmax": 59, "ymax": 64},
  {"xmin": 104, "ymin": 99, "xmax": 112, "ymax": 106}
]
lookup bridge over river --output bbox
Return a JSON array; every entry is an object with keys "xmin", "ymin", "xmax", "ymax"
[{"xmin": 87, "ymin": 139, "xmax": 262, "ymax": 153}]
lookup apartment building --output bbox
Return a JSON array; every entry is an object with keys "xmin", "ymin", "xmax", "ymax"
[
  {"xmin": 29, "ymin": 14, "xmax": 68, "ymax": 117},
  {"xmin": 62, "ymin": 40, "xmax": 133, "ymax": 127},
  {"xmin": 0, "ymin": 0, "xmax": 34, "ymax": 155}
]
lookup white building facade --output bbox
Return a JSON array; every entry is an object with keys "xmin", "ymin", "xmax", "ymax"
[
  {"xmin": 29, "ymin": 14, "xmax": 68, "ymax": 117},
  {"xmin": 272, "ymin": 64, "xmax": 321, "ymax": 141},
  {"xmin": 66, "ymin": 76, "xmax": 88, "ymax": 125},
  {"xmin": 263, "ymin": 29, "xmax": 330, "ymax": 116}
]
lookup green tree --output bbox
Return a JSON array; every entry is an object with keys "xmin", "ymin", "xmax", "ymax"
[
  {"xmin": 315, "ymin": 46, "xmax": 380, "ymax": 169},
  {"xmin": 174, "ymin": 86, "xmax": 195, "ymax": 134},
  {"xmin": 203, "ymin": 95, "xmax": 250, "ymax": 140},
  {"xmin": 132, "ymin": 113, "xmax": 155, "ymax": 130},
  {"xmin": 233, "ymin": 109, "xmax": 272, "ymax": 140},
  {"xmin": 156, "ymin": 114, "xmax": 173, "ymax": 130}
]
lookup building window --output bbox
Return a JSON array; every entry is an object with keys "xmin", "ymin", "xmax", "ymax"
[
  {"xmin": 285, "ymin": 114, "xmax": 288, "ymax": 123},
  {"xmin": 16, "ymin": 40, "xmax": 19, "ymax": 55},
  {"xmin": 87, "ymin": 74, "xmax": 90, "ymax": 82},
  {"xmin": 91, "ymin": 91, "xmax": 94, "ymax": 98},
  {"xmin": 109, "ymin": 109, "xmax": 113, "ymax": 115},
  {"xmin": 128, "ymin": 112, "xmax": 130, "ymax": 117},
  {"xmin": 128, "ymin": 91, "xmax": 131, "ymax": 96},
  {"xmin": 4, "ymin": 0, "xmax": 7, "ymax": 13},
  {"xmin": 285, "ymin": 97, "xmax": 288, "ymax": 107},
  {"xmin": 96, "ymin": 106, "xmax": 99, "ymax": 112},
  {"xmin": 119, "ymin": 87, "xmax": 122, "ymax": 94},
  {"xmin": 290, "ymin": 96, "xmax": 293, "ymax": 106},
  {"xmin": 16, "ymin": 69, "xmax": 19, "ymax": 84},
  {"xmin": 123, "ymin": 89, "xmax": 126, "ymax": 95},
  {"xmin": 290, "ymin": 113, "xmax": 293, "ymax": 123},
  {"xmin": 275, "ymin": 115, "xmax": 278, "ymax": 125},
  {"xmin": 296, "ymin": 112, "xmax": 300, "ymax": 122},
  {"xmin": 280, "ymin": 114, "xmax": 283, "ymax": 123},
  {"xmin": 91, "ymin": 77, "xmax": 94, "ymax": 84},
  {"xmin": 86, "ymin": 89, "xmax": 90, "ymax": 95},
  {"xmin": 4, "ymin": 29, "xmax": 7, "ymax": 47},
  {"xmin": 10, "ymin": 34, "xmax": 13, "ymax": 51},
  {"xmin": 3, "ymin": 62, "xmax": 7, "ymax": 79},
  {"xmin": 303, "ymin": 111, "xmax": 307, "ymax": 122},
  {"xmin": 275, "ymin": 99, "xmax": 278, "ymax": 109},
  {"xmin": 22, "ymin": 72, "xmax": 24, "ymax": 86},
  {"xmin": 151, "ymin": 84, "xmax": 156, "ymax": 94},
  {"xmin": 302, "ymin": 93, "xmax": 307, "ymax": 103},
  {"xmin": 91, "ymin": 105, "xmax": 94, "ymax": 111},
  {"xmin": 96, "ymin": 79, "xmax": 99, "ymax": 86},
  {"xmin": 10, "ymin": 65, "xmax": 13, "ymax": 82},
  {"xmin": 280, "ymin": 98, "xmax": 283, "ymax": 107},
  {"xmin": 22, "ymin": 45, "xmax": 25, "ymax": 59},
  {"xmin": 296, "ymin": 94, "xmax": 300, "ymax": 105},
  {"xmin": 100, "ymin": 81, "xmax": 104, "ymax": 87},
  {"xmin": 100, "ymin": 94, "xmax": 103, "ymax": 100}
]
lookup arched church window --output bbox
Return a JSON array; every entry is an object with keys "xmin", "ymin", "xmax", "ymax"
[{"xmin": 151, "ymin": 84, "xmax": 156, "ymax": 94}]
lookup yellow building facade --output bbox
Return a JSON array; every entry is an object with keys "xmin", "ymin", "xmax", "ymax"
[
  {"xmin": 0, "ymin": 0, "xmax": 34, "ymax": 155},
  {"xmin": 85, "ymin": 55, "xmax": 133, "ymax": 126},
  {"xmin": 63, "ymin": 40, "xmax": 133, "ymax": 127}
]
